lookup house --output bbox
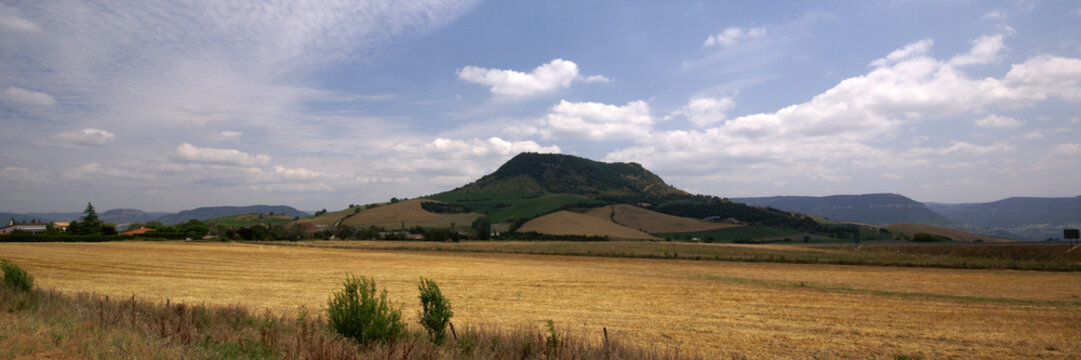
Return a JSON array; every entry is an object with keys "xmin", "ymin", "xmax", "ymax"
[
  {"xmin": 121, "ymin": 227, "xmax": 154, "ymax": 236},
  {"xmin": 0, "ymin": 218, "xmax": 48, "ymax": 235}
]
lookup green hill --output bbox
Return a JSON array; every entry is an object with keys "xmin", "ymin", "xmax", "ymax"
[{"xmin": 450, "ymin": 152, "xmax": 686, "ymax": 198}]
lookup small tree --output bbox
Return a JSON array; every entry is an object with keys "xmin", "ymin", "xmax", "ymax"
[
  {"xmin": 417, "ymin": 277, "xmax": 453, "ymax": 344},
  {"xmin": 327, "ymin": 275, "xmax": 404, "ymax": 346},
  {"xmin": 471, "ymin": 216, "xmax": 491, "ymax": 240},
  {"xmin": 1, "ymin": 259, "xmax": 34, "ymax": 292}
]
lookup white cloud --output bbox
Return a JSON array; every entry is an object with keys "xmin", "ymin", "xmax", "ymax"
[
  {"xmin": 0, "ymin": 3, "xmax": 40, "ymax": 32},
  {"xmin": 220, "ymin": 130, "xmax": 243, "ymax": 139},
  {"xmin": 52, "ymin": 128, "xmax": 117, "ymax": 147},
  {"xmin": 1054, "ymin": 143, "xmax": 1081, "ymax": 156},
  {"xmin": 604, "ymin": 35, "xmax": 1081, "ymax": 194},
  {"xmin": 703, "ymin": 26, "xmax": 766, "ymax": 47},
  {"xmin": 670, "ymin": 97, "xmax": 736, "ymax": 127},
  {"xmin": 175, "ymin": 143, "xmax": 270, "ymax": 167},
  {"xmin": 949, "ymin": 34, "xmax": 1004, "ymax": 66},
  {"xmin": 1, "ymin": 86, "xmax": 56, "ymax": 107},
  {"xmin": 869, "ymin": 39, "xmax": 932, "ymax": 68},
  {"xmin": 975, "ymin": 114, "xmax": 1023, "ymax": 129},
  {"xmin": 538, "ymin": 100, "xmax": 654, "ymax": 140},
  {"xmin": 457, "ymin": 59, "xmax": 606, "ymax": 98},
  {"xmin": 983, "ymin": 10, "xmax": 1005, "ymax": 19}
]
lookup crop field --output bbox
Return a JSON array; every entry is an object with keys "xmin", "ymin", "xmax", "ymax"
[
  {"xmin": 426, "ymin": 192, "xmax": 604, "ymax": 223},
  {"xmin": 518, "ymin": 210, "xmax": 659, "ymax": 239},
  {"xmin": 1, "ymin": 241, "xmax": 1080, "ymax": 358}
]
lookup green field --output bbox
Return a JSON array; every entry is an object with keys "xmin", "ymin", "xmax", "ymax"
[{"xmin": 426, "ymin": 192, "xmax": 604, "ymax": 223}]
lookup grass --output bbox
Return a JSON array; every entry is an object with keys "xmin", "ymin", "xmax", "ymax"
[
  {"xmin": 1, "ymin": 285, "xmax": 681, "ymax": 360},
  {"xmin": 2, "ymin": 241, "xmax": 1080, "ymax": 358}
]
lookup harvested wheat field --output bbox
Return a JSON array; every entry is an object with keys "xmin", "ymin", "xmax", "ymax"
[
  {"xmin": 519, "ymin": 210, "xmax": 659, "ymax": 239},
  {"xmin": 2, "ymin": 241, "xmax": 1080, "ymax": 359},
  {"xmin": 338, "ymin": 199, "xmax": 481, "ymax": 229},
  {"xmin": 589, "ymin": 204, "xmax": 738, "ymax": 233}
]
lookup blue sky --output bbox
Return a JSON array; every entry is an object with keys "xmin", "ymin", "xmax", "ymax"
[{"xmin": 2, "ymin": 0, "xmax": 1080, "ymax": 212}]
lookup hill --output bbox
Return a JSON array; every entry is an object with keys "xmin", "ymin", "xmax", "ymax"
[
  {"xmin": 884, "ymin": 224, "xmax": 1014, "ymax": 243},
  {"xmin": 733, "ymin": 194, "xmax": 957, "ymax": 226},
  {"xmin": 155, "ymin": 205, "xmax": 309, "ymax": 225},
  {"xmin": 426, "ymin": 153, "xmax": 833, "ymax": 239},
  {"xmin": 926, "ymin": 196, "xmax": 1081, "ymax": 240},
  {"xmin": 205, "ymin": 213, "xmax": 297, "ymax": 227},
  {"xmin": 100, "ymin": 209, "xmax": 170, "ymax": 227},
  {"xmin": 450, "ymin": 152, "xmax": 686, "ymax": 198}
]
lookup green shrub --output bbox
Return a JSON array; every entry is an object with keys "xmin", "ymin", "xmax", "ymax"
[
  {"xmin": 326, "ymin": 274, "xmax": 404, "ymax": 345},
  {"xmin": 1, "ymin": 259, "xmax": 34, "ymax": 292},
  {"xmin": 417, "ymin": 277, "xmax": 454, "ymax": 344}
]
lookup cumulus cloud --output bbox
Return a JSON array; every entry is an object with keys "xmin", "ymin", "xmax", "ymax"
[
  {"xmin": 1, "ymin": 86, "xmax": 56, "ymax": 107},
  {"xmin": 670, "ymin": 97, "xmax": 736, "ymax": 127},
  {"xmin": 975, "ymin": 114, "xmax": 1023, "ymax": 128},
  {"xmin": 703, "ymin": 26, "xmax": 766, "ymax": 47},
  {"xmin": 604, "ymin": 35, "xmax": 1081, "ymax": 192},
  {"xmin": 52, "ymin": 128, "xmax": 116, "ymax": 147},
  {"xmin": 176, "ymin": 143, "xmax": 270, "ymax": 167},
  {"xmin": 457, "ymin": 59, "xmax": 608, "ymax": 98},
  {"xmin": 538, "ymin": 100, "xmax": 654, "ymax": 140},
  {"xmin": 949, "ymin": 34, "xmax": 1004, "ymax": 66}
]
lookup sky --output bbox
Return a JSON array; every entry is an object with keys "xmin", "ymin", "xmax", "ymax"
[{"xmin": 2, "ymin": 0, "xmax": 1080, "ymax": 213}]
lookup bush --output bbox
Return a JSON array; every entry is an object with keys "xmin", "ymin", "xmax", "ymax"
[
  {"xmin": 417, "ymin": 277, "xmax": 453, "ymax": 344},
  {"xmin": 326, "ymin": 274, "xmax": 404, "ymax": 345},
  {"xmin": 1, "ymin": 259, "xmax": 34, "ymax": 292}
]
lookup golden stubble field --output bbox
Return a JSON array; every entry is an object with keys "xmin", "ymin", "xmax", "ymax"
[{"xmin": 2, "ymin": 241, "xmax": 1079, "ymax": 359}]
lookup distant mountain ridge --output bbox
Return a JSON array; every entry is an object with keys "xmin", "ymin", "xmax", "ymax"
[
  {"xmin": 733, "ymin": 194, "xmax": 957, "ymax": 226},
  {"xmin": 155, "ymin": 205, "xmax": 309, "ymax": 225},
  {"xmin": 451, "ymin": 152, "xmax": 686, "ymax": 198},
  {"xmin": 3, "ymin": 205, "xmax": 309, "ymax": 227},
  {"xmin": 925, "ymin": 196, "xmax": 1081, "ymax": 228}
]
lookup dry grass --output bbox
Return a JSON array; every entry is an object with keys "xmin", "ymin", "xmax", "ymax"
[
  {"xmin": 592, "ymin": 204, "xmax": 737, "ymax": 233},
  {"xmin": 885, "ymin": 223, "xmax": 1015, "ymax": 242},
  {"xmin": 2, "ymin": 241, "xmax": 1080, "ymax": 358},
  {"xmin": 519, "ymin": 210, "xmax": 659, "ymax": 240}
]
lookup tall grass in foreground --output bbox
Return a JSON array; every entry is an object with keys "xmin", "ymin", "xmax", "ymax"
[{"xmin": 1, "ymin": 278, "xmax": 699, "ymax": 359}]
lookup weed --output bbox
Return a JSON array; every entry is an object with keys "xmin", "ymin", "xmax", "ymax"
[
  {"xmin": 326, "ymin": 274, "xmax": 404, "ymax": 346},
  {"xmin": 2, "ymin": 259, "xmax": 34, "ymax": 292},
  {"xmin": 417, "ymin": 277, "xmax": 453, "ymax": 344}
]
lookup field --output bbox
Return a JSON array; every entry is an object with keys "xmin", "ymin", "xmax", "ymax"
[
  {"xmin": 425, "ymin": 192, "xmax": 604, "ymax": 223},
  {"xmin": 590, "ymin": 204, "xmax": 736, "ymax": 233},
  {"xmin": 518, "ymin": 210, "xmax": 658, "ymax": 239},
  {"xmin": 2, "ymin": 241, "xmax": 1080, "ymax": 358}
]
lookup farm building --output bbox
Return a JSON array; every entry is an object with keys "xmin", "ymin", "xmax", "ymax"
[{"xmin": 0, "ymin": 219, "xmax": 48, "ymax": 235}]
